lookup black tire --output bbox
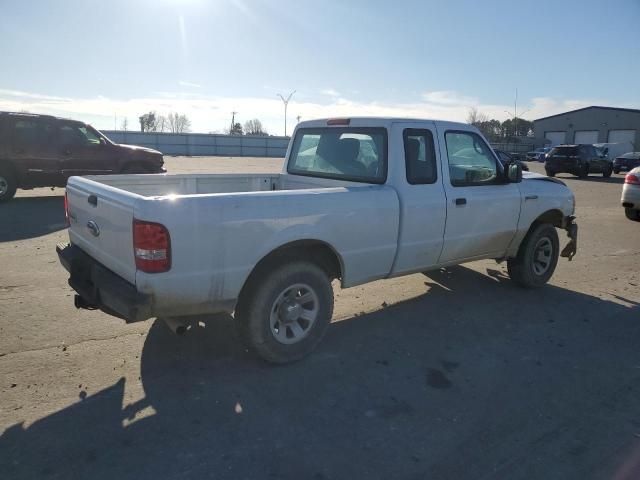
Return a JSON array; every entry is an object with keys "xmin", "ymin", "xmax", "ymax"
[
  {"xmin": 603, "ymin": 165, "xmax": 613, "ymax": 178},
  {"xmin": 121, "ymin": 163, "xmax": 148, "ymax": 174},
  {"xmin": 235, "ymin": 261, "xmax": 334, "ymax": 364},
  {"xmin": 625, "ymin": 208, "xmax": 640, "ymax": 222},
  {"xmin": 507, "ymin": 223, "xmax": 559, "ymax": 288},
  {"xmin": 613, "ymin": 168, "xmax": 621, "ymax": 175},
  {"xmin": 578, "ymin": 163, "xmax": 589, "ymax": 179},
  {"xmin": 0, "ymin": 165, "xmax": 18, "ymax": 203},
  {"xmin": 545, "ymin": 168, "xmax": 555, "ymax": 177}
]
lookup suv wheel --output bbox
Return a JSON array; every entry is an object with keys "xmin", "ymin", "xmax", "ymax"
[
  {"xmin": 507, "ymin": 223, "xmax": 559, "ymax": 288},
  {"xmin": 578, "ymin": 163, "xmax": 589, "ymax": 179},
  {"xmin": 0, "ymin": 166, "xmax": 17, "ymax": 203},
  {"xmin": 236, "ymin": 261, "xmax": 334, "ymax": 363},
  {"xmin": 603, "ymin": 165, "xmax": 613, "ymax": 178},
  {"xmin": 545, "ymin": 168, "xmax": 555, "ymax": 177}
]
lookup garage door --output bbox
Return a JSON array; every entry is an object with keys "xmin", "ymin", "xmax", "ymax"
[
  {"xmin": 545, "ymin": 131, "xmax": 566, "ymax": 146},
  {"xmin": 608, "ymin": 130, "xmax": 636, "ymax": 150},
  {"xmin": 574, "ymin": 130, "xmax": 599, "ymax": 144}
]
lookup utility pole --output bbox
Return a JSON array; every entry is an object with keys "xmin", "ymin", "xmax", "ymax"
[
  {"xmin": 277, "ymin": 90, "xmax": 296, "ymax": 136},
  {"xmin": 503, "ymin": 88, "xmax": 530, "ymax": 138}
]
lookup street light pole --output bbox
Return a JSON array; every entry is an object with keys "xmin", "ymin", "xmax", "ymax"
[{"xmin": 277, "ymin": 90, "xmax": 296, "ymax": 136}]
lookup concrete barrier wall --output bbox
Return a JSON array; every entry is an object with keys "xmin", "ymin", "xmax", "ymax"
[{"xmin": 102, "ymin": 131, "xmax": 290, "ymax": 158}]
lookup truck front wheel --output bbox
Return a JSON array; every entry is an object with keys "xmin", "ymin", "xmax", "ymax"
[
  {"xmin": 236, "ymin": 261, "xmax": 334, "ymax": 364},
  {"xmin": 507, "ymin": 223, "xmax": 559, "ymax": 288}
]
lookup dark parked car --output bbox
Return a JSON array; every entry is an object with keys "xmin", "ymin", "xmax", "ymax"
[
  {"xmin": 526, "ymin": 147, "xmax": 552, "ymax": 162},
  {"xmin": 613, "ymin": 152, "xmax": 640, "ymax": 174},
  {"xmin": 495, "ymin": 149, "xmax": 529, "ymax": 171},
  {"xmin": 545, "ymin": 144, "xmax": 613, "ymax": 178},
  {"xmin": 0, "ymin": 112, "xmax": 165, "ymax": 202}
]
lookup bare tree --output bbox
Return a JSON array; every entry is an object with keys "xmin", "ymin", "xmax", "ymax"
[
  {"xmin": 120, "ymin": 118, "xmax": 129, "ymax": 131},
  {"xmin": 156, "ymin": 115, "xmax": 168, "ymax": 133},
  {"xmin": 167, "ymin": 112, "xmax": 192, "ymax": 133},
  {"xmin": 466, "ymin": 107, "xmax": 488, "ymax": 125},
  {"xmin": 243, "ymin": 119, "xmax": 268, "ymax": 136}
]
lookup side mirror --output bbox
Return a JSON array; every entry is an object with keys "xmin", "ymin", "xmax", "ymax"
[{"xmin": 506, "ymin": 162, "xmax": 522, "ymax": 183}]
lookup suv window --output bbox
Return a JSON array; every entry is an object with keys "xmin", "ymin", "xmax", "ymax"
[
  {"xmin": 549, "ymin": 146, "xmax": 579, "ymax": 156},
  {"xmin": 445, "ymin": 131, "xmax": 498, "ymax": 186},
  {"xmin": 288, "ymin": 127, "xmax": 387, "ymax": 183},
  {"xmin": 11, "ymin": 118, "xmax": 55, "ymax": 147},
  {"xmin": 403, "ymin": 128, "xmax": 437, "ymax": 184},
  {"xmin": 59, "ymin": 122, "xmax": 102, "ymax": 147}
]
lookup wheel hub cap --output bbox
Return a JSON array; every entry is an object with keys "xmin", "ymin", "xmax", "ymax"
[
  {"xmin": 270, "ymin": 283, "xmax": 319, "ymax": 345},
  {"xmin": 0, "ymin": 177, "xmax": 7, "ymax": 196},
  {"xmin": 532, "ymin": 237, "xmax": 553, "ymax": 276}
]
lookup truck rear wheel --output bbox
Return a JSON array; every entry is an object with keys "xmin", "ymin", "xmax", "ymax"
[
  {"xmin": 0, "ymin": 166, "xmax": 17, "ymax": 203},
  {"xmin": 235, "ymin": 261, "xmax": 334, "ymax": 364},
  {"xmin": 507, "ymin": 223, "xmax": 559, "ymax": 288}
]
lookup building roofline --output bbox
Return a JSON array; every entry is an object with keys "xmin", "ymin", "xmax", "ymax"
[{"xmin": 534, "ymin": 106, "xmax": 640, "ymax": 122}]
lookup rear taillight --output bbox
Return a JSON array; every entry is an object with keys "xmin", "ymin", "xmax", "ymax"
[
  {"xmin": 133, "ymin": 220, "xmax": 171, "ymax": 273},
  {"xmin": 64, "ymin": 191, "xmax": 69, "ymax": 226},
  {"xmin": 625, "ymin": 174, "xmax": 640, "ymax": 185}
]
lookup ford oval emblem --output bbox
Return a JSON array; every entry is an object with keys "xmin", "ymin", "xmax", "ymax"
[{"xmin": 86, "ymin": 220, "xmax": 100, "ymax": 237}]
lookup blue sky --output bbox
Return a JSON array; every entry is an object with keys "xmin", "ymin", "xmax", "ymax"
[{"xmin": 1, "ymin": 0, "xmax": 639, "ymax": 134}]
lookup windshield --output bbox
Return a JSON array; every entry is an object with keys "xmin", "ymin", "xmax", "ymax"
[{"xmin": 288, "ymin": 127, "xmax": 387, "ymax": 183}]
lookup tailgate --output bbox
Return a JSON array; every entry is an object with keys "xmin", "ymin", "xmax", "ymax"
[{"xmin": 66, "ymin": 177, "xmax": 138, "ymax": 285}]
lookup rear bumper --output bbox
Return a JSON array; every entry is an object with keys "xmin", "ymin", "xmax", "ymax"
[{"xmin": 57, "ymin": 243, "xmax": 152, "ymax": 322}]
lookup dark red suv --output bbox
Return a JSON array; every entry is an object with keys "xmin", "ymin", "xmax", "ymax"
[{"xmin": 0, "ymin": 112, "xmax": 165, "ymax": 202}]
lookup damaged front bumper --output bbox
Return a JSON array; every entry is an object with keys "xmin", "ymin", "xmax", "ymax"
[{"xmin": 560, "ymin": 215, "xmax": 578, "ymax": 261}]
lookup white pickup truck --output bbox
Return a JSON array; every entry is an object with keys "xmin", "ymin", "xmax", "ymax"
[{"xmin": 57, "ymin": 117, "xmax": 577, "ymax": 363}]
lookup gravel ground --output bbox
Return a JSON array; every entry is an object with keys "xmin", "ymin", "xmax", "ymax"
[{"xmin": 0, "ymin": 157, "xmax": 639, "ymax": 480}]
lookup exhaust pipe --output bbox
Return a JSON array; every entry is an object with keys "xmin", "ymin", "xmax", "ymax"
[{"xmin": 162, "ymin": 317, "xmax": 189, "ymax": 335}]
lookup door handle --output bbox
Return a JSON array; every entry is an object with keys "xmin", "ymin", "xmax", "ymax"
[
  {"xmin": 525, "ymin": 195, "xmax": 538, "ymax": 201},
  {"xmin": 87, "ymin": 194, "xmax": 98, "ymax": 206},
  {"xmin": 455, "ymin": 198, "xmax": 467, "ymax": 206}
]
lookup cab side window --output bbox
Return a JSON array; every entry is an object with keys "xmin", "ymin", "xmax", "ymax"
[
  {"xmin": 445, "ymin": 131, "xmax": 498, "ymax": 186},
  {"xmin": 403, "ymin": 128, "xmax": 437, "ymax": 184},
  {"xmin": 11, "ymin": 119, "xmax": 55, "ymax": 148},
  {"xmin": 59, "ymin": 122, "xmax": 101, "ymax": 147}
]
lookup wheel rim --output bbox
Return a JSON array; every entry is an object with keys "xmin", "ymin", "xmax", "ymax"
[
  {"xmin": 269, "ymin": 283, "xmax": 319, "ymax": 345},
  {"xmin": 0, "ymin": 176, "xmax": 7, "ymax": 196},
  {"xmin": 532, "ymin": 237, "xmax": 553, "ymax": 276}
]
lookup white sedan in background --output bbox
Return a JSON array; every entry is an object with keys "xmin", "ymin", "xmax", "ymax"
[{"xmin": 622, "ymin": 167, "xmax": 640, "ymax": 222}]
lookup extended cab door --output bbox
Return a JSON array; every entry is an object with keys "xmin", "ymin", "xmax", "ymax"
[
  {"xmin": 389, "ymin": 122, "xmax": 447, "ymax": 275},
  {"xmin": 6, "ymin": 116, "xmax": 61, "ymax": 187},
  {"xmin": 58, "ymin": 121, "xmax": 117, "ymax": 178},
  {"xmin": 437, "ymin": 128, "xmax": 521, "ymax": 263}
]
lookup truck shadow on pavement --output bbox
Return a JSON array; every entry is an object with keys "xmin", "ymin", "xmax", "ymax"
[
  {"xmin": 0, "ymin": 195, "xmax": 66, "ymax": 242},
  {"xmin": 1, "ymin": 266, "xmax": 640, "ymax": 480}
]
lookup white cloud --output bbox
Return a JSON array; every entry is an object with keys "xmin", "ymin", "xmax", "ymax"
[
  {"xmin": 1, "ymin": 88, "xmax": 636, "ymax": 136},
  {"xmin": 178, "ymin": 80, "xmax": 201, "ymax": 88},
  {"xmin": 321, "ymin": 88, "xmax": 340, "ymax": 97}
]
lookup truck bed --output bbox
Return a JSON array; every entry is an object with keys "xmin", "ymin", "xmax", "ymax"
[
  {"xmin": 65, "ymin": 172, "xmax": 400, "ymax": 317},
  {"xmin": 81, "ymin": 173, "xmax": 360, "ymax": 197}
]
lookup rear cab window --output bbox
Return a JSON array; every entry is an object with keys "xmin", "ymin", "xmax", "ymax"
[
  {"xmin": 549, "ymin": 146, "xmax": 579, "ymax": 157},
  {"xmin": 403, "ymin": 128, "xmax": 437, "ymax": 184},
  {"xmin": 288, "ymin": 127, "xmax": 387, "ymax": 183}
]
